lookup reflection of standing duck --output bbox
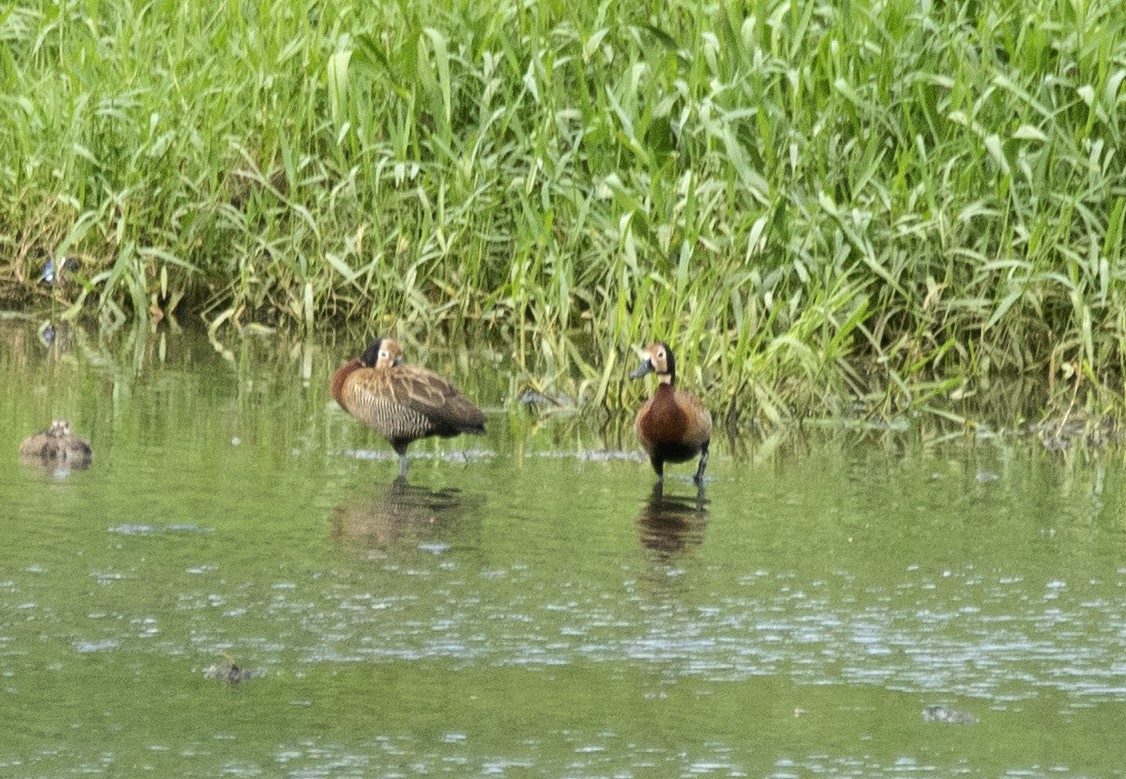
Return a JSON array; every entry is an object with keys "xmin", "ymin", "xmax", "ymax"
[
  {"xmin": 630, "ymin": 342, "xmax": 713, "ymax": 487},
  {"xmin": 19, "ymin": 420, "xmax": 93, "ymax": 469},
  {"xmin": 332, "ymin": 337, "xmax": 487, "ymax": 478},
  {"xmin": 332, "ymin": 479, "xmax": 484, "ymax": 548},
  {"xmin": 635, "ymin": 484, "xmax": 709, "ymax": 556}
]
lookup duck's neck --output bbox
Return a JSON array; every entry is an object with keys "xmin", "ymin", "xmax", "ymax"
[
  {"xmin": 656, "ymin": 372, "xmax": 675, "ymax": 387},
  {"xmin": 331, "ymin": 359, "xmax": 362, "ymax": 409}
]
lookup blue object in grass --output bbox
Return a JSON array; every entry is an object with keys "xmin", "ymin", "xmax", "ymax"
[{"xmin": 40, "ymin": 256, "xmax": 80, "ymax": 285}]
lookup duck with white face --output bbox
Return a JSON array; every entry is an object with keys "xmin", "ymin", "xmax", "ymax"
[
  {"xmin": 332, "ymin": 337, "xmax": 487, "ymax": 478},
  {"xmin": 630, "ymin": 342, "xmax": 712, "ymax": 488}
]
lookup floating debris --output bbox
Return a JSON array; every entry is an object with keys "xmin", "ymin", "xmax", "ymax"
[
  {"xmin": 108, "ymin": 523, "xmax": 214, "ymax": 536},
  {"xmin": 1040, "ymin": 436, "xmax": 1071, "ymax": 451},
  {"xmin": 922, "ymin": 704, "xmax": 978, "ymax": 725},
  {"xmin": 529, "ymin": 449, "xmax": 646, "ymax": 462},
  {"xmin": 517, "ymin": 388, "xmax": 573, "ymax": 408},
  {"xmin": 74, "ymin": 639, "xmax": 120, "ymax": 654},
  {"xmin": 203, "ymin": 662, "xmax": 257, "ymax": 684},
  {"xmin": 1030, "ymin": 414, "xmax": 1117, "ymax": 449}
]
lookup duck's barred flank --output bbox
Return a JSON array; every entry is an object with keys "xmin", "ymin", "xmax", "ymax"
[
  {"xmin": 332, "ymin": 337, "xmax": 486, "ymax": 478},
  {"xmin": 630, "ymin": 342, "xmax": 712, "ymax": 488},
  {"xmin": 351, "ymin": 394, "xmax": 439, "ymax": 443}
]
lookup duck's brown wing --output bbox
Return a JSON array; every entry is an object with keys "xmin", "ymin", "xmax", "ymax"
[
  {"xmin": 18, "ymin": 433, "xmax": 49, "ymax": 458},
  {"xmin": 393, "ymin": 365, "xmax": 486, "ymax": 435},
  {"xmin": 634, "ymin": 396, "xmax": 656, "ymax": 450},
  {"xmin": 342, "ymin": 366, "xmax": 485, "ymax": 441},
  {"xmin": 675, "ymin": 390, "xmax": 712, "ymax": 447}
]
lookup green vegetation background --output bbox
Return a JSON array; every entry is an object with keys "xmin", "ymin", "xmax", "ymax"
[{"xmin": 2, "ymin": 0, "xmax": 1124, "ymax": 417}]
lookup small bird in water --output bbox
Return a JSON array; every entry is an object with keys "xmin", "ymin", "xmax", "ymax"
[
  {"xmin": 19, "ymin": 419, "xmax": 93, "ymax": 469},
  {"xmin": 203, "ymin": 653, "xmax": 257, "ymax": 684},
  {"xmin": 630, "ymin": 342, "xmax": 712, "ymax": 488},
  {"xmin": 203, "ymin": 662, "xmax": 256, "ymax": 684},
  {"xmin": 332, "ymin": 337, "xmax": 487, "ymax": 478}
]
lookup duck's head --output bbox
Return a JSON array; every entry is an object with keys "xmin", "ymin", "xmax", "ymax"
[
  {"xmin": 360, "ymin": 337, "xmax": 404, "ymax": 368},
  {"xmin": 630, "ymin": 342, "xmax": 676, "ymax": 383},
  {"xmin": 46, "ymin": 419, "xmax": 73, "ymax": 438}
]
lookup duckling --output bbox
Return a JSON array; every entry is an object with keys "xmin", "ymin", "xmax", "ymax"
[
  {"xmin": 19, "ymin": 419, "xmax": 93, "ymax": 468},
  {"xmin": 332, "ymin": 338, "xmax": 486, "ymax": 477},
  {"xmin": 630, "ymin": 342, "xmax": 712, "ymax": 487}
]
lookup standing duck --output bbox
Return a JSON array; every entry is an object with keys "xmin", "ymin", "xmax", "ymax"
[
  {"xmin": 630, "ymin": 342, "xmax": 712, "ymax": 487},
  {"xmin": 332, "ymin": 337, "xmax": 487, "ymax": 477},
  {"xmin": 19, "ymin": 419, "xmax": 93, "ymax": 469}
]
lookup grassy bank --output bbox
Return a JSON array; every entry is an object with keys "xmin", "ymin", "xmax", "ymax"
[{"xmin": 2, "ymin": 0, "xmax": 1124, "ymax": 418}]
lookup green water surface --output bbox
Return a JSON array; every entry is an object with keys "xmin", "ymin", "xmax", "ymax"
[{"xmin": 2, "ymin": 323, "xmax": 1126, "ymax": 777}]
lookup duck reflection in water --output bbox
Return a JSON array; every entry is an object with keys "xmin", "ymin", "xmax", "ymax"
[
  {"xmin": 332, "ymin": 479, "xmax": 485, "ymax": 551},
  {"xmin": 635, "ymin": 483, "xmax": 709, "ymax": 557}
]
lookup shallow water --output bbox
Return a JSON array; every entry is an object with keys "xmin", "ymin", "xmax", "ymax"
[{"xmin": 3, "ymin": 323, "xmax": 1126, "ymax": 777}]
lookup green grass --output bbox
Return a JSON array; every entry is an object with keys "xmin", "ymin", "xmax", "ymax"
[{"xmin": 2, "ymin": 0, "xmax": 1125, "ymax": 420}]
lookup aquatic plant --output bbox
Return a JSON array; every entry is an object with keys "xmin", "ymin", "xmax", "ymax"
[{"xmin": 2, "ymin": 0, "xmax": 1124, "ymax": 418}]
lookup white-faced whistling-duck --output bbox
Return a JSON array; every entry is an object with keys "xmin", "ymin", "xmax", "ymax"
[
  {"xmin": 19, "ymin": 419, "xmax": 93, "ymax": 468},
  {"xmin": 332, "ymin": 338, "xmax": 486, "ymax": 477},
  {"xmin": 630, "ymin": 342, "xmax": 713, "ymax": 487}
]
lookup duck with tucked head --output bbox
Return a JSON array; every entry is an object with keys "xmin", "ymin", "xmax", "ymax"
[
  {"xmin": 19, "ymin": 419, "xmax": 93, "ymax": 469},
  {"xmin": 630, "ymin": 342, "xmax": 713, "ymax": 487},
  {"xmin": 332, "ymin": 337, "xmax": 487, "ymax": 478}
]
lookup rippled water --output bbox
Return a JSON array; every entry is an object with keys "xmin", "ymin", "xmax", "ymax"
[{"xmin": 3, "ymin": 322, "xmax": 1126, "ymax": 777}]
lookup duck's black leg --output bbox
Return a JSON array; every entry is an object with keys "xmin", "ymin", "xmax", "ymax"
[
  {"xmin": 393, "ymin": 443, "xmax": 410, "ymax": 479},
  {"xmin": 693, "ymin": 441, "xmax": 710, "ymax": 486}
]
